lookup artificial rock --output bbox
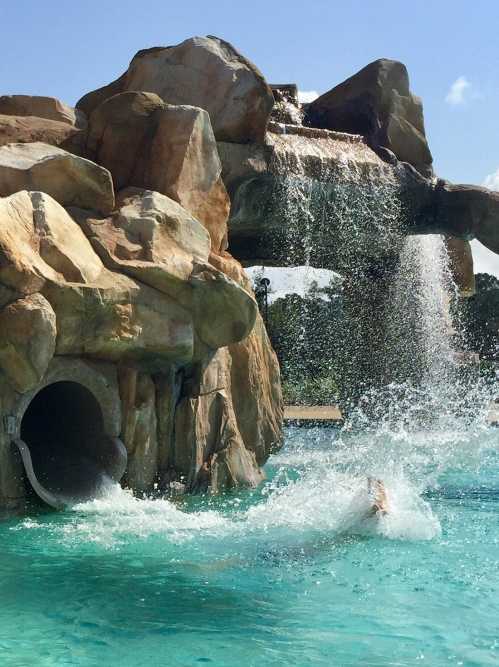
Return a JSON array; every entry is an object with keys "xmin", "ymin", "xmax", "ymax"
[
  {"xmin": 74, "ymin": 187, "xmax": 258, "ymax": 350},
  {"xmin": 0, "ymin": 114, "xmax": 84, "ymax": 153},
  {"xmin": 0, "ymin": 142, "xmax": 114, "ymax": 214},
  {"xmin": 85, "ymin": 92, "xmax": 230, "ymax": 251},
  {"xmin": 0, "ymin": 293, "xmax": 56, "ymax": 393},
  {"xmin": 77, "ymin": 36, "xmax": 275, "ymax": 144},
  {"xmin": 305, "ymin": 59, "xmax": 433, "ymax": 177},
  {"xmin": 0, "ymin": 95, "xmax": 86, "ymax": 128}
]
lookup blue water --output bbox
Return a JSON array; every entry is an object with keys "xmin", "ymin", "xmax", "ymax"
[{"xmin": 1, "ymin": 424, "xmax": 499, "ymax": 667}]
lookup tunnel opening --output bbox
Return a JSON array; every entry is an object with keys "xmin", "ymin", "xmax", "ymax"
[{"xmin": 19, "ymin": 381, "xmax": 126, "ymax": 507}]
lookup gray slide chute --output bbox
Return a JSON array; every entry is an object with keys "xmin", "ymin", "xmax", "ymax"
[
  {"xmin": 14, "ymin": 381, "xmax": 127, "ymax": 510},
  {"xmin": 13, "ymin": 437, "xmax": 127, "ymax": 510}
]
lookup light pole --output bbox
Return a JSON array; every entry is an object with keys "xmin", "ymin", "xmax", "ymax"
[{"xmin": 259, "ymin": 277, "xmax": 270, "ymax": 327}]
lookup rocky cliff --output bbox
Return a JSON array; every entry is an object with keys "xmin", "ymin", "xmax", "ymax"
[{"xmin": 0, "ymin": 36, "xmax": 283, "ymax": 513}]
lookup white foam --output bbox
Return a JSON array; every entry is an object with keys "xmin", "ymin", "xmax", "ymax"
[{"xmin": 243, "ymin": 468, "xmax": 440, "ymax": 541}]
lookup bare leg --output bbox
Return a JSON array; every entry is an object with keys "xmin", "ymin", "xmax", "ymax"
[{"xmin": 366, "ymin": 477, "xmax": 389, "ymax": 517}]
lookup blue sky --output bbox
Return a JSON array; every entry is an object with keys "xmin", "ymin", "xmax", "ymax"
[{"xmin": 1, "ymin": 0, "xmax": 498, "ymax": 274}]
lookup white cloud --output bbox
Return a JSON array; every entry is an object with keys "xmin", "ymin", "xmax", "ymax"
[
  {"xmin": 445, "ymin": 76, "xmax": 471, "ymax": 105},
  {"xmin": 483, "ymin": 167, "xmax": 499, "ymax": 191},
  {"xmin": 298, "ymin": 90, "xmax": 319, "ymax": 104}
]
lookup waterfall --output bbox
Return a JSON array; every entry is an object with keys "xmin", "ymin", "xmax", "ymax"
[
  {"xmin": 384, "ymin": 234, "xmax": 458, "ymax": 388},
  {"xmin": 261, "ymin": 137, "xmax": 405, "ymax": 405},
  {"xmin": 240, "ymin": 132, "xmax": 495, "ymax": 416}
]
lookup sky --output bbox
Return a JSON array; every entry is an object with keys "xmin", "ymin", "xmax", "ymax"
[{"xmin": 1, "ymin": 0, "xmax": 498, "ymax": 276}]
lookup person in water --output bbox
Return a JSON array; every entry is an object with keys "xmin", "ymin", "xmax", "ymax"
[{"xmin": 367, "ymin": 477, "xmax": 389, "ymax": 516}]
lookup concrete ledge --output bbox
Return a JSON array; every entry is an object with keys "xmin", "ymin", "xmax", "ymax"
[
  {"xmin": 267, "ymin": 120, "xmax": 365, "ymax": 143},
  {"xmin": 284, "ymin": 405, "xmax": 343, "ymax": 425}
]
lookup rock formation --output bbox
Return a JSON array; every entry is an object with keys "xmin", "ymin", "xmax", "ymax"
[
  {"xmin": 0, "ymin": 39, "xmax": 285, "ymax": 513},
  {"xmin": 76, "ymin": 36, "xmax": 275, "ymax": 143},
  {"xmin": 304, "ymin": 59, "xmax": 433, "ymax": 177},
  {"xmin": 0, "ymin": 94, "xmax": 86, "ymax": 128}
]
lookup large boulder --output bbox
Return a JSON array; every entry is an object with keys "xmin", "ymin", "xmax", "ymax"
[
  {"xmin": 305, "ymin": 59, "xmax": 433, "ymax": 177},
  {"xmin": 74, "ymin": 187, "xmax": 258, "ymax": 349},
  {"xmin": 0, "ymin": 143, "xmax": 114, "ymax": 214},
  {"xmin": 0, "ymin": 115, "xmax": 84, "ymax": 153},
  {"xmin": 0, "ymin": 190, "xmax": 194, "ymax": 367},
  {"xmin": 0, "ymin": 293, "xmax": 56, "ymax": 392},
  {"xmin": 0, "ymin": 190, "xmax": 103, "ymax": 293},
  {"xmin": 86, "ymin": 92, "xmax": 229, "ymax": 251},
  {"xmin": 44, "ymin": 278, "xmax": 194, "ymax": 367},
  {"xmin": 0, "ymin": 95, "xmax": 86, "ymax": 128},
  {"xmin": 77, "ymin": 36, "xmax": 274, "ymax": 144},
  {"xmin": 77, "ymin": 187, "xmax": 210, "ymax": 291}
]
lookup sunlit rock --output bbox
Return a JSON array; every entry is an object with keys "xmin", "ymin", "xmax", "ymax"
[
  {"xmin": 0, "ymin": 114, "xmax": 85, "ymax": 153},
  {"xmin": 77, "ymin": 36, "xmax": 274, "ymax": 144},
  {"xmin": 0, "ymin": 94, "xmax": 86, "ymax": 128},
  {"xmin": 85, "ymin": 91, "xmax": 230, "ymax": 251},
  {"xmin": 0, "ymin": 293, "xmax": 56, "ymax": 392},
  {"xmin": 0, "ymin": 143, "xmax": 114, "ymax": 213}
]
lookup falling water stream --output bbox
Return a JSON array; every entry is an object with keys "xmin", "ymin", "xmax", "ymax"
[{"xmin": 1, "ymin": 193, "xmax": 499, "ymax": 663}]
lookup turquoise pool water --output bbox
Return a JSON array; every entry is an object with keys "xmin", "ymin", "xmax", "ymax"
[{"xmin": 1, "ymin": 423, "xmax": 498, "ymax": 666}]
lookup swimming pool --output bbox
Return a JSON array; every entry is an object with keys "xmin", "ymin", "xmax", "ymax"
[{"xmin": 0, "ymin": 424, "xmax": 498, "ymax": 666}]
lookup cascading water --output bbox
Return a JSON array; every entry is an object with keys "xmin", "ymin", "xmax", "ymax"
[
  {"xmin": 385, "ymin": 235, "xmax": 456, "ymax": 384},
  {"xmin": 255, "ymin": 133, "xmax": 407, "ymax": 404}
]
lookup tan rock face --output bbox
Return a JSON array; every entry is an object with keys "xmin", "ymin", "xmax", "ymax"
[
  {"xmin": 86, "ymin": 92, "xmax": 229, "ymax": 251},
  {"xmin": 44, "ymin": 279, "xmax": 194, "ymax": 367},
  {"xmin": 0, "ymin": 143, "xmax": 114, "ymax": 214},
  {"xmin": 211, "ymin": 251, "xmax": 283, "ymax": 463},
  {"xmin": 0, "ymin": 190, "xmax": 103, "ymax": 293},
  {"xmin": 75, "ymin": 188, "xmax": 257, "ymax": 350},
  {"xmin": 0, "ymin": 115, "xmax": 85, "ymax": 153},
  {"xmin": 0, "ymin": 95, "xmax": 86, "ymax": 128},
  {"xmin": 118, "ymin": 368, "xmax": 159, "ymax": 492},
  {"xmin": 229, "ymin": 314, "xmax": 284, "ymax": 465},
  {"xmin": 0, "ymin": 190, "xmax": 194, "ymax": 367},
  {"xmin": 173, "ymin": 347, "xmax": 264, "ymax": 493},
  {"xmin": 77, "ymin": 187, "xmax": 210, "ymax": 293},
  {"xmin": 77, "ymin": 36, "xmax": 275, "ymax": 144},
  {"xmin": 171, "ymin": 294, "xmax": 283, "ymax": 494},
  {"xmin": 86, "ymin": 92, "xmax": 164, "ymax": 189},
  {"xmin": 0, "ymin": 293, "xmax": 56, "ymax": 392}
]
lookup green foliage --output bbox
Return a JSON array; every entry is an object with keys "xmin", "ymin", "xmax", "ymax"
[
  {"xmin": 255, "ymin": 275, "xmax": 343, "ymax": 405},
  {"xmin": 282, "ymin": 375, "xmax": 339, "ymax": 405},
  {"xmin": 461, "ymin": 273, "xmax": 499, "ymax": 361}
]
